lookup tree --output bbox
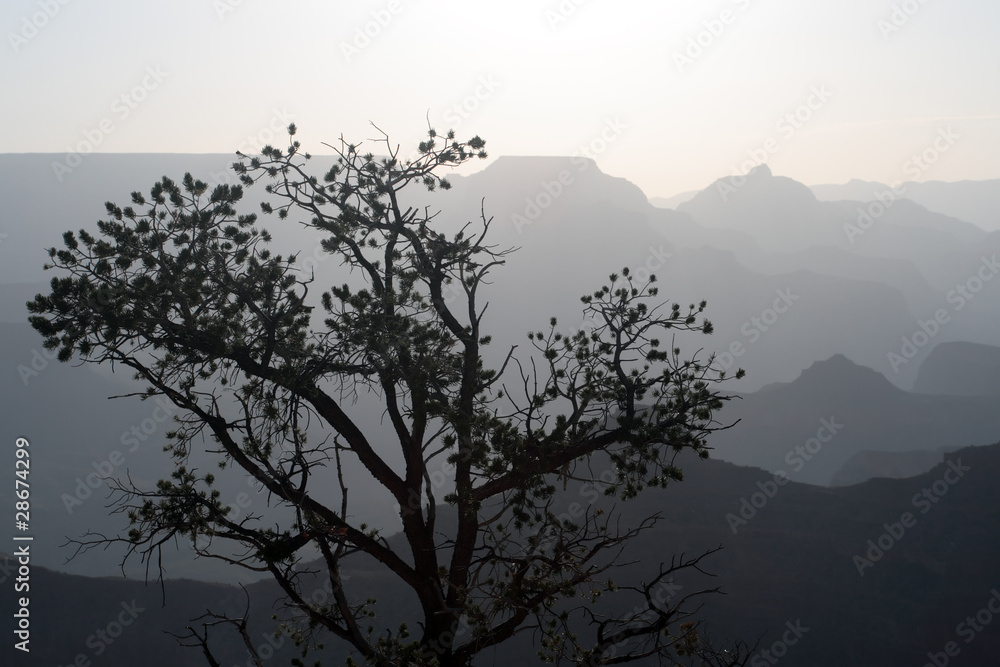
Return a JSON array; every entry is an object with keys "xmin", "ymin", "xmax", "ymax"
[{"xmin": 28, "ymin": 124, "xmax": 749, "ymax": 666}]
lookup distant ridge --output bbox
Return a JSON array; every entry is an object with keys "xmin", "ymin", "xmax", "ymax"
[
  {"xmin": 811, "ymin": 177, "xmax": 1000, "ymax": 231},
  {"xmin": 709, "ymin": 354, "xmax": 1000, "ymax": 485},
  {"xmin": 6, "ymin": 443, "xmax": 1000, "ymax": 665},
  {"xmin": 829, "ymin": 445, "xmax": 963, "ymax": 486},
  {"xmin": 913, "ymin": 341, "xmax": 1000, "ymax": 396}
]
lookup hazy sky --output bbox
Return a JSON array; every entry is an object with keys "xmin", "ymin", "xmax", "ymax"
[{"xmin": 3, "ymin": 0, "xmax": 998, "ymax": 197}]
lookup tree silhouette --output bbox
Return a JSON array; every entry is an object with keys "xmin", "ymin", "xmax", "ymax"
[{"xmin": 28, "ymin": 124, "xmax": 748, "ymax": 665}]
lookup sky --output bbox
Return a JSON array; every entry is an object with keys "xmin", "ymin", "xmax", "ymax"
[{"xmin": 3, "ymin": 0, "xmax": 999, "ymax": 198}]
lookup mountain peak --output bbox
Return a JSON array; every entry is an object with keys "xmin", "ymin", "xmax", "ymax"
[
  {"xmin": 756, "ymin": 354, "xmax": 900, "ymax": 397},
  {"xmin": 801, "ymin": 353, "xmax": 874, "ymax": 376},
  {"xmin": 467, "ymin": 155, "xmax": 652, "ymax": 214},
  {"xmin": 794, "ymin": 354, "xmax": 900, "ymax": 395},
  {"xmin": 682, "ymin": 164, "xmax": 817, "ymax": 215}
]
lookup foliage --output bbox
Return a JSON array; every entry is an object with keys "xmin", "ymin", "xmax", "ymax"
[{"xmin": 28, "ymin": 123, "xmax": 747, "ymax": 666}]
